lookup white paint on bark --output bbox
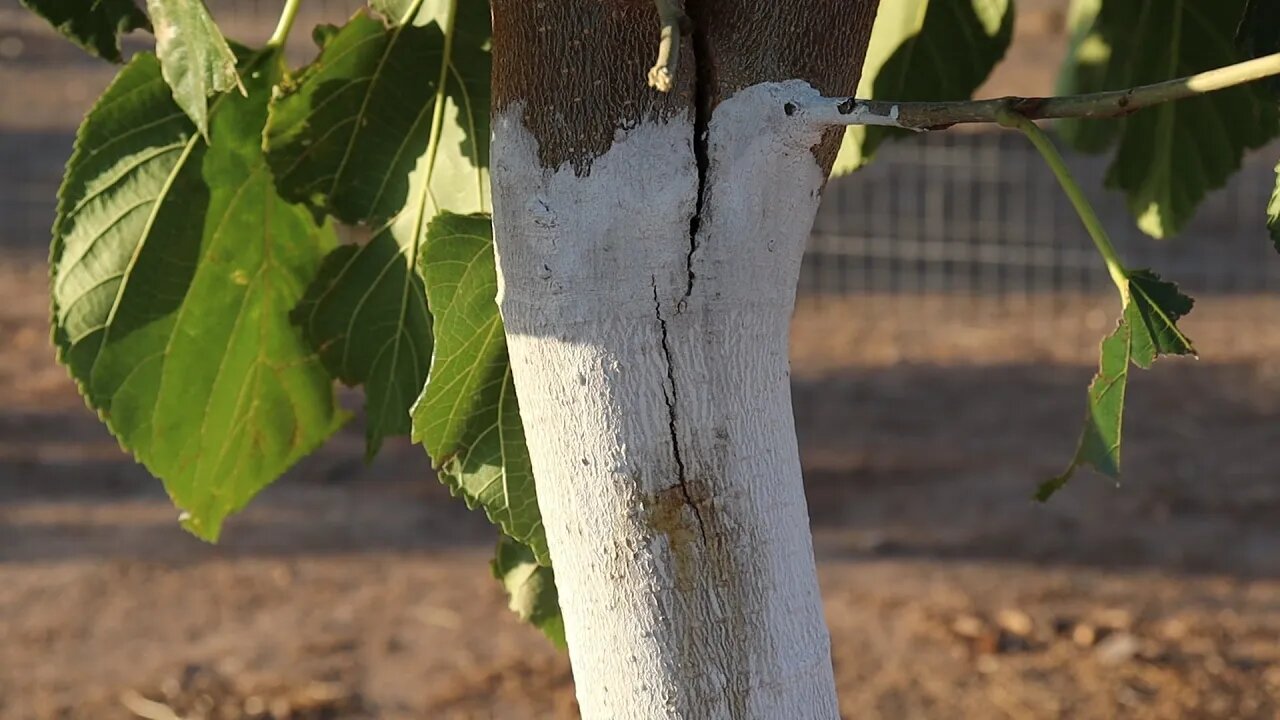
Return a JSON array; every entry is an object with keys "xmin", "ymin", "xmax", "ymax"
[
  {"xmin": 792, "ymin": 96, "xmax": 914, "ymax": 129},
  {"xmin": 492, "ymin": 80, "xmax": 839, "ymax": 719}
]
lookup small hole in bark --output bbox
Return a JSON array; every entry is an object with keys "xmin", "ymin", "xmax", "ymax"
[{"xmin": 783, "ymin": 102, "xmax": 797, "ymax": 116}]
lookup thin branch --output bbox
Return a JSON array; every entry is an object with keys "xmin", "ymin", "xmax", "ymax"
[
  {"xmin": 795, "ymin": 51, "xmax": 1280, "ymax": 130},
  {"xmin": 648, "ymin": 0, "xmax": 689, "ymax": 92}
]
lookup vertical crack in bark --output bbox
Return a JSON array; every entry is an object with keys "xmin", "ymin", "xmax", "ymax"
[
  {"xmin": 683, "ymin": 4, "xmax": 714, "ymax": 301},
  {"xmin": 651, "ymin": 275, "xmax": 707, "ymax": 542}
]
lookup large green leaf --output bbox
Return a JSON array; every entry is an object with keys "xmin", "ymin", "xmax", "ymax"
[
  {"xmin": 50, "ymin": 51, "xmax": 343, "ymax": 541},
  {"xmin": 491, "ymin": 536, "xmax": 564, "ymax": 649},
  {"xmin": 831, "ymin": 0, "xmax": 1014, "ymax": 175},
  {"xmin": 411, "ymin": 214, "xmax": 548, "ymax": 565},
  {"xmin": 17, "ymin": 0, "xmax": 149, "ymax": 62},
  {"xmin": 1039, "ymin": 271, "xmax": 1194, "ymax": 499},
  {"xmin": 1056, "ymin": 0, "xmax": 1280, "ymax": 238},
  {"xmin": 145, "ymin": 0, "xmax": 242, "ymax": 139},
  {"xmin": 266, "ymin": 2, "xmax": 490, "ymax": 456}
]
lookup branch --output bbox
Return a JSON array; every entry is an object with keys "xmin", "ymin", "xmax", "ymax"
[
  {"xmin": 648, "ymin": 0, "xmax": 689, "ymax": 92},
  {"xmin": 793, "ymin": 51, "xmax": 1280, "ymax": 130}
]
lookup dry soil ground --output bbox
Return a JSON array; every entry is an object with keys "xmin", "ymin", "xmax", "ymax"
[{"xmin": 5, "ymin": 254, "xmax": 1280, "ymax": 719}]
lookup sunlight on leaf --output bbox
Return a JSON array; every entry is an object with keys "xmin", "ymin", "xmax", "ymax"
[
  {"xmin": 1055, "ymin": 0, "xmax": 1279, "ymax": 238},
  {"xmin": 264, "ymin": 8, "xmax": 490, "ymax": 225},
  {"xmin": 831, "ymin": 0, "xmax": 1013, "ymax": 175},
  {"xmin": 412, "ymin": 213, "xmax": 548, "ymax": 565},
  {"xmin": 145, "ymin": 0, "xmax": 242, "ymax": 138},
  {"xmin": 50, "ymin": 51, "xmax": 343, "ymax": 540},
  {"xmin": 1055, "ymin": 0, "xmax": 1119, "ymax": 153},
  {"xmin": 372, "ymin": 0, "xmax": 457, "ymax": 26},
  {"xmin": 265, "ymin": 3, "xmax": 491, "ymax": 456},
  {"xmin": 492, "ymin": 536, "xmax": 564, "ymax": 648}
]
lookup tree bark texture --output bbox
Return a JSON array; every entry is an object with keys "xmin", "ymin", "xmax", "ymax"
[{"xmin": 489, "ymin": 2, "xmax": 878, "ymax": 717}]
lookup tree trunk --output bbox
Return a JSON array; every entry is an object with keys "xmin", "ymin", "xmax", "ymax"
[{"xmin": 489, "ymin": 2, "xmax": 878, "ymax": 717}]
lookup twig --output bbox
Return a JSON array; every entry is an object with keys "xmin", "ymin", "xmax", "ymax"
[
  {"xmin": 793, "ymin": 51, "xmax": 1280, "ymax": 130},
  {"xmin": 648, "ymin": 0, "xmax": 688, "ymax": 92}
]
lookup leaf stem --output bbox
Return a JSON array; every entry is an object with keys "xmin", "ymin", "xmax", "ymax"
[
  {"xmin": 418, "ymin": 0, "xmax": 457, "ymax": 222},
  {"xmin": 997, "ymin": 110, "xmax": 1130, "ymax": 300},
  {"xmin": 797, "ymin": 51, "xmax": 1280, "ymax": 130},
  {"xmin": 266, "ymin": 0, "xmax": 304, "ymax": 49}
]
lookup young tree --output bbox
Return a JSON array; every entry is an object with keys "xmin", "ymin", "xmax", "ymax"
[
  {"xmin": 19, "ymin": 0, "xmax": 1280, "ymax": 716},
  {"xmin": 486, "ymin": 2, "xmax": 877, "ymax": 715}
]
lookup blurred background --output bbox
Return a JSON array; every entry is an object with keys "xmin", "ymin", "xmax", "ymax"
[{"xmin": 3, "ymin": 1, "xmax": 1280, "ymax": 718}]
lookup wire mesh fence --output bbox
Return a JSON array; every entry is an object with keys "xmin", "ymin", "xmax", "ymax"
[{"xmin": 808, "ymin": 131, "xmax": 1280, "ymax": 298}]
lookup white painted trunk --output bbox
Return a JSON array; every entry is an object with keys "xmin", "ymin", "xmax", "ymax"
[{"xmin": 492, "ymin": 82, "xmax": 838, "ymax": 719}]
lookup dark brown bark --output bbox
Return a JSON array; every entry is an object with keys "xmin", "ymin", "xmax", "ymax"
[
  {"xmin": 491, "ymin": 0, "xmax": 879, "ymax": 173},
  {"xmin": 688, "ymin": 0, "xmax": 878, "ymax": 170},
  {"xmin": 491, "ymin": 0, "xmax": 695, "ymax": 173}
]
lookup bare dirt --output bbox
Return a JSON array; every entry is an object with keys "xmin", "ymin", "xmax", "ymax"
[{"xmin": 5, "ymin": 249, "xmax": 1280, "ymax": 719}]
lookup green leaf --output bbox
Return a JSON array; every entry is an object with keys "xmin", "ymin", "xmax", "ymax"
[
  {"xmin": 492, "ymin": 536, "xmax": 564, "ymax": 649},
  {"xmin": 50, "ymin": 51, "xmax": 343, "ymax": 541},
  {"xmin": 1125, "ymin": 269, "xmax": 1196, "ymax": 366},
  {"xmin": 311, "ymin": 22, "xmax": 342, "ymax": 50},
  {"xmin": 17, "ymin": 0, "xmax": 149, "ymax": 63},
  {"xmin": 1054, "ymin": 0, "xmax": 1280, "ymax": 238},
  {"xmin": 291, "ymin": 218, "xmax": 433, "ymax": 459},
  {"xmin": 1037, "ymin": 323, "xmax": 1130, "ymax": 500},
  {"xmin": 1040, "ymin": 270, "xmax": 1194, "ymax": 499},
  {"xmin": 264, "ymin": 7, "xmax": 490, "ymax": 225},
  {"xmin": 266, "ymin": 4, "xmax": 490, "ymax": 456},
  {"xmin": 1056, "ymin": 0, "xmax": 1120, "ymax": 153},
  {"xmin": 831, "ymin": 0, "xmax": 1013, "ymax": 176},
  {"xmin": 372, "ymin": 0, "xmax": 457, "ymax": 26},
  {"xmin": 145, "ymin": 0, "xmax": 243, "ymax": 139},
  {"xmin": 411, "ymin": 214, "xmax": 548, "ymax": 565},
  {"xmin": 1268, "ymin": 162, "xmax": 1280, "ymax": 252}
]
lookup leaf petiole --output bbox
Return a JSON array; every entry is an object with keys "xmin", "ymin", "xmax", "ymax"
[
  {"xmin": 266, "ymin": 0, "xmax": 303, "ymax": 49},
  {"xmin": 997, "ymin": 109, "xmax": 1130, "ymax": 302}
]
